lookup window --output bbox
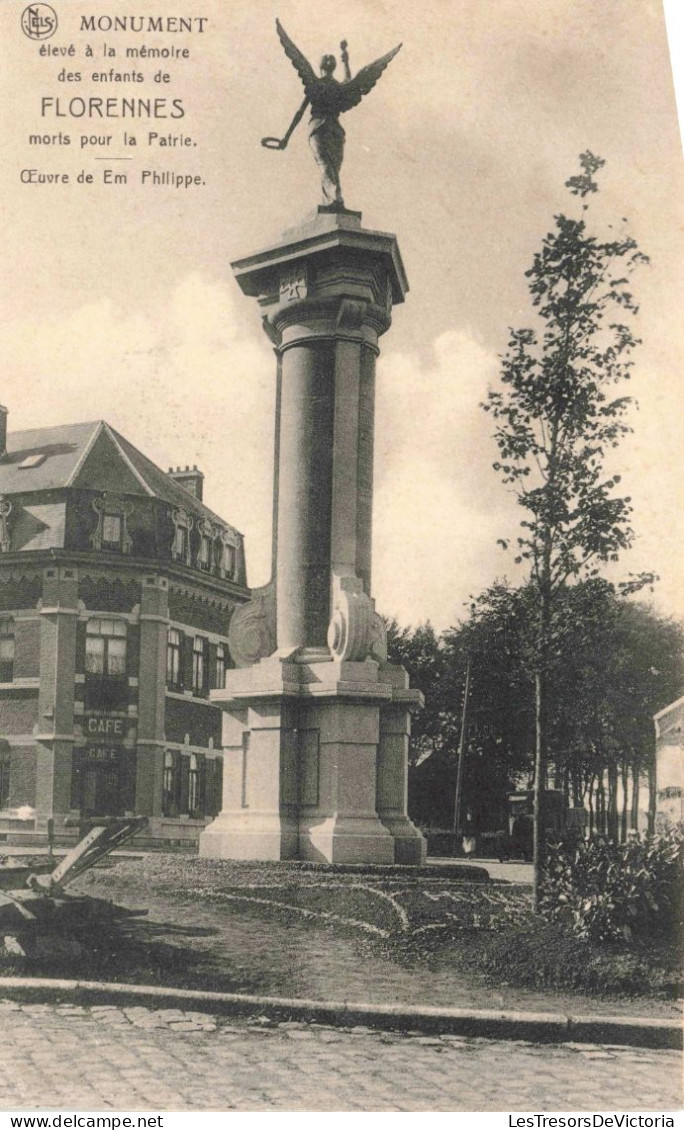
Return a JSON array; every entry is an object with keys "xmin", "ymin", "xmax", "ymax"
[
  {"xmin": 85, "ymin": 618, "xmax": 127, "ymax": 675},
  {"xmin": 222, "ymin": 543, "xmax": 236, "ymax": 579},
  {"xmin": 18, "ymin": 453, "xmax": 47, "ymax": 469},
  {"xmin": 0, "ymin": 743, "xmax": 10, "ymax": 810},
  {"xmin": 188, "ymin": 753, "xmax": 201, "ymax": 818},
  {"xmin": 102, "ymin": 513, "xmax": 122, "ymax": 549},
  {"xmin": 173, "ymin": 524, "xmax": 188, "ymax": 561},
  {"xmin": 214, "ymin": 642, "xmax": 226, "ymax": 690},
  {"xmin": 91, "ymin": 495, "xmax": 132, "ymax": 554},
  {"xmin": 163, "ymin": 750, "xmax": 179, "ymax": 817},
  {"xmin": 0, "ymin": 496, "xmax": 11, "ymax": 553},
  {"xmin": 166, "ymin": 628, "xmax": 182, "ymax": 689},
  {"xmin": 192, "ymin": 636, "xmax": 208, "ymax": 695},
  {"xmin": 0, "ymin": 620, "xmax": 14, "ymax": 682},
  {"xmin": 198, "ymin": 533, "xmax": 211, "ymax": 571},
  {"xmin": 84, "ymin": 618, "xmax": 128, "ymax": 710},
  {"xmin": 162, "ymin": 750, "xmax": 205, "ymax": 819},
  {"xmin": 171, "ymin": 508, "xmax": 193, "ymax": 565}
]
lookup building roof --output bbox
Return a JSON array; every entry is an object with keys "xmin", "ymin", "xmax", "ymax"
[
  {"xmin": 0, "ymin": 420, "xmax": 241, "ymax": 535},
  {"xmin": 0, "ymin": 420, "xmax": 100, "ymax": 494}
]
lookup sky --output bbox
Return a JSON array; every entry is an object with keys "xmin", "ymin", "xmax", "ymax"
[{"xmin": 1, "ymin": 0, "xmax": 682, "ymax": 631}]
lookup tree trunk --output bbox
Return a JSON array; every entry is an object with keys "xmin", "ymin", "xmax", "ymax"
[
  {"xmin": 607, "ymin": 763, "xmax": 619, "ymax": 842},
  {"xmin": 597, "ymin": 772, "xmax": 606, "ymax": 835},
  {"xmin": 620, "ymin": 759, "xmax": 629, "ymax": 842},
  {"xmin": 630, "ymin": 761, "xmax": 640, "ymax": 832},
  {"xmin": 587, "ymin": 773, "xmax": 595, "ymax": 838},
  {"xmin": 532, "ymin": 524, "xmax": 555, "ymax": 910},
  {"xmin": 647, "ymin": 755, "xmax": 657, "ymax": 834},
  {"xmin": 572, "ymin": 763, "xmax": 582, "ymax": 808}
]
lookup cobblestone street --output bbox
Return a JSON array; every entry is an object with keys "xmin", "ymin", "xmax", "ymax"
[{"xmin": 0, "ymin": 1000, "xmax": 679, "ymax": 1112}]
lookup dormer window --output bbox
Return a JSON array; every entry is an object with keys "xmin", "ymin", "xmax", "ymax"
[
  {"xmin": 198, "ymin": 532, "xmax": 211, "ymax": 571},
  {"xmin": 173, "ymin": 525, "xmax": 189, "ymax": 561},
  {"xmin": 223, "ymin": 542, "xmax": 236, "ymax": 579},
  {"xmin": 102, "ymin": 513, "xmax": 122, "ymax": 549},
  {"xmin": 0, "ymin": 497, "xmax": 11, "ymax": 553},
  {"xmin": 91, "ymin": 494, "xmax": 132, "ymax": 554},
  {"xmin": 217, "ymin": 528, "xmax": 239, "ymax": 580},
  {"xmin": 171, "ymin": 508, "xmax": 193, "ymax": 566}
]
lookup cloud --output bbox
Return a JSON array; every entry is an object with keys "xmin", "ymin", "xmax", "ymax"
[
  {"xmin": 374, "ymin": 329, "xmax": 522, "ymax": 627},
  {"xmin": 3, "ymin": 286, "xmax": 678, "ymax": 629},
  {"xmin": 0, "ymin": 274, "xmax": 276, "ymax": 588}
]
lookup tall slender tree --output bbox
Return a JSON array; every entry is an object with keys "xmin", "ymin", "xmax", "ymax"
[{"xmin": 483, "ymin": 152, "xmax": 650, "ymax": 904}]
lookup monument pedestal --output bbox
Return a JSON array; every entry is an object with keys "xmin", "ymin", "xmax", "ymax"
[
  {"xmin": 199, "ymin": 655, "xmax": 425, "ymax": 864},
  {"xmin": 199, "ymin": 207, "xmax": 426, "ymax": 866}
]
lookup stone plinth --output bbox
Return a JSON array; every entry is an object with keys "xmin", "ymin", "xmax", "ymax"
[{"xmin": 199, "ymin": 208, "xmax": 426, "ymax": 866}]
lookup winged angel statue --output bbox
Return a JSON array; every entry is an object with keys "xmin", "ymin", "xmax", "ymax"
[{"xmin": 261, "ymin": 20, "xmax": 402, "ymax": 208}]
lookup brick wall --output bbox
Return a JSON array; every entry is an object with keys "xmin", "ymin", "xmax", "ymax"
[
  {"xmin": 0, "ymin": 692, "xmax": 38, "ymax": 734},
  {"xmin": 14, "ymin": 618, "xmax": 40, "ymax": 678},
  {"xmin": 164, "ymin": 695, "xmax": 222, "ymax": 748},
  {"xmin": 79, "ymin": 575, "xmax": 141, "ymax": 613},
  {"xmin": 0, "ymin": 576, "xmax": 41, "ymax": 612},
  {"xmin": 9, "ymin": 746, "xmax": 36, "ymax": 807},
  {"xmin": 168, "ymin": 588, "xmax": 233, "ymax": 636}
]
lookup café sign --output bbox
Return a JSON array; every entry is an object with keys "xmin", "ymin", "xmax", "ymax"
[{"xmin": 84, "ymin": 715, "xmax": 131, "ymax": 741}]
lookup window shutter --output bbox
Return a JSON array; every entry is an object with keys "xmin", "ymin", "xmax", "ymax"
[
  {"xmin": 213, "ymin": 756, "xmax": 223, "ymax": 816},
  {"xmin": 181, "ymin": 632, "xmax": 193, "ymax": 692},
  {"xmin": 204, "ymin": 758, "xmax": 215, "ymax": 815},
  {"xmin": 179, "ymin": 754, "xmax": 190, "ymax": 814},
  {"xmin": 207, "ymin": 756, "xmax": 223, "ymax": 816},
  {"xmin": 127, "ymin": 624, "xmax": 140, "ymax": 678},
  {"xmin": 202, "ymin": 638, "xmax": 210, "ymax": 695},
  {"xmin": 208, "ymin": 643, "xmax": 218, "ymax": 689},
  {"xmin": 197, "ymin": 753, "xmax": 206, "ymax": 814}
]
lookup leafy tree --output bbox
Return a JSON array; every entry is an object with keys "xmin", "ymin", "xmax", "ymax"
[
  {"xmin": 385, "ymin": 619, "xmax": 446, "ymax": 769},
  {"xmin": 547, "ymin": 590, "xmax": 684, "ymax": 836},
  {"xmin": 388, "ymin": 590, "xmax": 681, "ymax": 847},
  {"xmin": 484, "ymin": 152, "xmax": 650, "ymax": 903}
]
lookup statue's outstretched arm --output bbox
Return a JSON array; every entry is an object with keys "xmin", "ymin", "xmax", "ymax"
[{"xmin": 336, "ymin": 43, "xmax": 402, "ymax": 113}]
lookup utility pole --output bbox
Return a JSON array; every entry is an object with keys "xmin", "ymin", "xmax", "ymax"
[{"xmin": 452, "ymin": 655, "xmax": 471, "ymax": 842}]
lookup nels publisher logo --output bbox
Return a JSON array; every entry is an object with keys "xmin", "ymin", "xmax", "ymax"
[{"xmin": 21, "ymin": 3, "xmax": 57, "ymax": 39}]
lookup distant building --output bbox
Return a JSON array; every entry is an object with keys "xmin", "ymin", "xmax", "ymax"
[
  {"xmin": 654, "ymin": 696, "xmax": 684, "ymax": 828},
  {"xmin": 0, "ymin": 406, "xmax": 249, "ymax": 846}
]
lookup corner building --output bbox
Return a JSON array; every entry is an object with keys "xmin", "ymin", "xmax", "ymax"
[{"xmin": 0, "ymin": 408, "xmax": 248, "ymax": 846}]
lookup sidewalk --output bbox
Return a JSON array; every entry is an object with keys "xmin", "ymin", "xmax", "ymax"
[{"xmin": 429, "ymin": 857, "xmax": 534, "ymax": 884}]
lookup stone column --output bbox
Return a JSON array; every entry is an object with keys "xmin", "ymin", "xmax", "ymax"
[
  {"xmin": 276, "ymin": 339, "xmax": 335, "ymax": 656},
  {"xmin": 35, "ymin": 565, "xmax": 79, "ymax": 835},
  {"xmin": 135, "ymin": 573, "xmax": 169, "ymax": 822},
  {"xmin": 200, "ymin": 208, "xmax": 426, "ymax": 865}
]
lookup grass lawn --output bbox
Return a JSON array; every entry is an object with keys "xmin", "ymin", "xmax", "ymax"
[{"xmin": 1, "ymin": 855, "xmax": 680, "ymax": 1019}]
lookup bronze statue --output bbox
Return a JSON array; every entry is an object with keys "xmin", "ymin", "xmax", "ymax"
[{"xmin": 261, "ymin": 20, "xmax": 402, "ymax": 208}]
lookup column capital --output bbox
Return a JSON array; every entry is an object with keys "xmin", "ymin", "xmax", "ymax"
[{"xmin": 231, "ymin": 210, "xmax": 408, "ymax": 350}]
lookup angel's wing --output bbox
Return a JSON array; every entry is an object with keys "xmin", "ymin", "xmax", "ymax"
[
  {"xmin": 276, "ymin": 19, "xmax": 317, "ymax": 100},
  {"xmin": 336, "ymin": 43, "xmax": 402, "ymax": 113}
]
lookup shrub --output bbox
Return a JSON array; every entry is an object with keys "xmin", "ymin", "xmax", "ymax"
[
  {"xmin": 474, "ymin": 918, "xmax": 682, "ymax": 996},
  {"xmin": 539, "ymin": 825, "xmax": 683, "ymax": 944}
]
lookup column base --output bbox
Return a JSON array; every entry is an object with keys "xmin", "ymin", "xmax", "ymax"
[
  {"xmin": 200, "ymin": 655, "xmax": 422, "ymax": 866},
  {"xmin": 379, "ymin": 814, "xmax": 427, "ymax": 865},
  {"xmin": 199, "ymin": 810, "xmax": 299, "ymax": 861},
  {"xmin": 298, "ymin": 813, "xmax": 395, "ymax": 864}
]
